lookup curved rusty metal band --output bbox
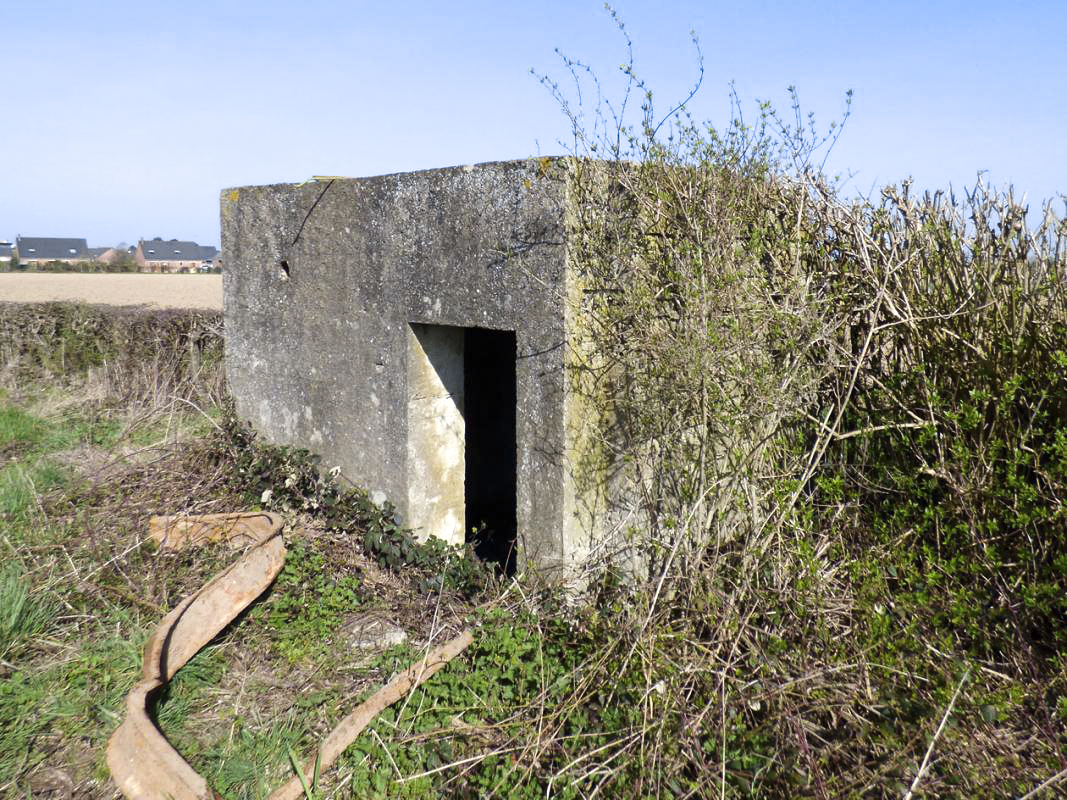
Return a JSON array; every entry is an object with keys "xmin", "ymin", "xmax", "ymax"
[
  {"xmin": 107, "ymin": 512, "xmax": 287, "ymax": 800},
  {"xmin": 107, "ymin": 512, "xmax": 474, "ymax": 799},
  {"xmin": 269, "ymin": 629, "xmax": 475, "ymax": 800}
]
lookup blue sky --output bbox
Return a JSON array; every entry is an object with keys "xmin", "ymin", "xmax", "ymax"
[{"xmin": 2, "ymin": 0, "xmax": 1064, "ymax": 248}]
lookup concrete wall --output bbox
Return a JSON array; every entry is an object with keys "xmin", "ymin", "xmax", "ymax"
[{"xmin": 223, "ymin": 159, "xmax": 583, "ymax": 570}]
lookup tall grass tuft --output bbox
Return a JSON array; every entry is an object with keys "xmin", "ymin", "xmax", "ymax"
[{"xmin": 0, "ymin": 563, "xmax": 55, "ymax": 658}]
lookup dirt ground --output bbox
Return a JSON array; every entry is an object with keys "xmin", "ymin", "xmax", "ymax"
[{"xmin": 0, "ymin": 273, "xmax": 223, "ymax": 310}]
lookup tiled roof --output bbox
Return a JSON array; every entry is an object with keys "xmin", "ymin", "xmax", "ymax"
[
  {"xmin": 16, "ymin": 236, "xmax": 90, "ymax": 260},
  {"xmin": 139, "ymin": 238, "xmax": 218, "ymax": 262}
]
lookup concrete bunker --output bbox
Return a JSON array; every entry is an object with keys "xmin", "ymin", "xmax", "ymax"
[{"xmin": 223, "ymin": 158, "xmax": 616, "ymax": 576}]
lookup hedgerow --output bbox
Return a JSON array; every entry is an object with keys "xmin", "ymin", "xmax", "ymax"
[{"xmin": 507, "ymin": 9, "xmax": 1067, "ymax": 796}]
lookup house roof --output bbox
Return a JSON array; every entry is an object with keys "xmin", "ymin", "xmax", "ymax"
[
  {"xmin": 139, "ymin": 238, "xmax": 218, "ymax": 262},
  {"xmin": 16, "ymin": 236, "xmax": 90, "ymax": 260},
  {"xmin": 0, "ymin": 243, "xmax": 13, "ymax": 259}
]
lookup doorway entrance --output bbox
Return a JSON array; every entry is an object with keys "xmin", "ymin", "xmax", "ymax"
[{"xmin": 407, "ymin": 324, "xmax": 517, "ymax": 574}]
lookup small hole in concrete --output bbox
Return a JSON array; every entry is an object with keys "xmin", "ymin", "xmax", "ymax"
[{"xmin": 279, "ymin": 259, "xmax": 290, "ymax": 279}]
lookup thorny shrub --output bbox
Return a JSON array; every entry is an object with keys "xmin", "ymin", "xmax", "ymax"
[{"xmin": 514, "ymin": 8, "xmax": 1067, "ymax": 797}]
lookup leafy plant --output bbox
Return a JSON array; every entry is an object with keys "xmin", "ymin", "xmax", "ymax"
[
  {"xmin": 264, "ymin": 540, "xmax": 364, "ymax": 662},
  {"xmin": 217, "ymin": 408, "xmax": 491, "ymax": 597}
]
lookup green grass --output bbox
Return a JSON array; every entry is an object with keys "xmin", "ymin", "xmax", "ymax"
[
  {"xmin": 0, "ymin": 461, "xmax": 73, "ymax": 554},
  {"xmin": 0, "ymin": 668, "xmax": 52, "ymax": 783},
  {"xmin": 0, "ymin": 403, "xmax": 50, "ymax": 452},
  {"xmin": 0, "ymin": 562, "xmax": 57, "ymax": 659},
  {"xmin": 0, "ymin": 390, "xmax": 213, "ymax": 791},
  {"xmin": 0, "ymin": 398, "xmax": 121, "ymax": 456},
  {"xmin": 0, "ymin": 397, "xmax": 119, "ymax": 546},
  {"xmin": 200, "ymin": 716, "xmax": 315, "ymax": 799},
  {"xmin": 0, "ymin": 463, "xmax": 41, "ymax": 521},
  {"xmin": 156, "ymin": 645, "xmax": 230, "ymax": 731},
  {"xmin": 0, "ymin": 615, "xmax": 147, "ymax": 786},
  {"xmin": 0, "ymin": 383, "xmax": 380, "ymax": 796}
]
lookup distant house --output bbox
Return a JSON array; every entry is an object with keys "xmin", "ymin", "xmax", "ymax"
[
  {"xmin": 0, "ymin": 241, "xmax": 13, "ymax": 263},
  {"xmin": 136, "ymin": 238, "xmax": 219, "ymax": 273},
  {"xmin": 15, "ymin": 236, "xmax": 91, "ymax": 267}
]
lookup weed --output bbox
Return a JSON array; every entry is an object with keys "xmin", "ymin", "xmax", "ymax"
[
  {"xmin": 264, "ymin": 540, "xmax": 365, "ymax": 663},
  {"xmin": 287, "ymin": 746, "xmax": 321, "ymax": 799}
]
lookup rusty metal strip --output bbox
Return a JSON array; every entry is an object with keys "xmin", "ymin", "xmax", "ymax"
[
  {"xmin": 148, "ymin": 511, "xmax": 284, "ymax": 551},
  {"xmin": 270, "ymin": 629, "xmax": 474, "ymax": 800},
  {"xmin": 107, "ymin": 513, "xmax": 287, "ymax": 800},
  {"xmin": 108, "ymin": 512, "xmax": 474, "ymax": 799}
]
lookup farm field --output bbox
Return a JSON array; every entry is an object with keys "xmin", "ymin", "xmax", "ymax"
[{"xmin": 0, "ymin": 273, "xmax": 222, "ymax": 310}]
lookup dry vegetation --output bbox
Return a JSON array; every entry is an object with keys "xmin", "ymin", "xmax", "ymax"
[{"xmin": 527, "ymin": 12, "xmax": 1067, "ymax": 796}]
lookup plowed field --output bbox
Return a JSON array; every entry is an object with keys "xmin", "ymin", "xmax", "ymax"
[{"xmin": 0, "ymin": 273, "xmax": 223, "ymax": 310}]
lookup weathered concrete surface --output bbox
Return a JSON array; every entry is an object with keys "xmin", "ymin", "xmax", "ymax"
[
  {"xmin": 223, "ymin": 158, "xmax": 606, "ymax": 573},
  {"xmin": 407, "ymin": 323, "xmax": 465, "ymax": 545}
]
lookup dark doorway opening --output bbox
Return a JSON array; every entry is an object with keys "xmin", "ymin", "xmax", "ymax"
[{"xmin": 464, "ymin": 328, "xmax": 517, "ymax": 575}]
